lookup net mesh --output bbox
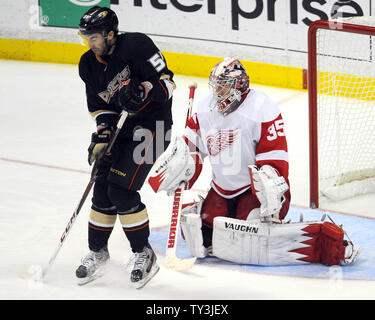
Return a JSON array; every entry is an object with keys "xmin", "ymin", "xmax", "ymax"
[{"xmin": 316, "ymin": 17, "xmax": 375, "ymax": 196}]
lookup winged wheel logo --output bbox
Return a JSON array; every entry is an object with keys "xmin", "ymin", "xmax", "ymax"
[{"xmin": 206, "ymin": 129, "xmax": 239, "ymax": 156}]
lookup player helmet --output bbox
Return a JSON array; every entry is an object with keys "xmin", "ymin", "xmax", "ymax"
[
  {"xmin": 79, "ymin": 6, "xmax": 118, "ymax": 36},
  {"xmin": 208, "ymin": 57, "xmax": 250, "ymax": 116}
]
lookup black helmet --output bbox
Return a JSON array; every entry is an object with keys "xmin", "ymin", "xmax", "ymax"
[{"xmin": 79, "ymin": 6, "xmax": 118, "ymax": 36}]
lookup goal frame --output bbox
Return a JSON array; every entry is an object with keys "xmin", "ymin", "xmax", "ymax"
[{"xmin": 308, "ymin": 19, "xmax": 375, "ymax": 209}]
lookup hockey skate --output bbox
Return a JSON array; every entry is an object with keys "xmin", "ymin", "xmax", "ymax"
[
  {"xmin": 75, "ymin": 245, "xmax": 109, "ymax": 285},
  {"xmin": 128, "ymin": 243, "xmax": 159, "ymax": 289}
]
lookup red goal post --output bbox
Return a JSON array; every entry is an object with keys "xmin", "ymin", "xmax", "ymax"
[{"xmin": 308, "ymin": 18, "xmax": 375, "ymax": 209}]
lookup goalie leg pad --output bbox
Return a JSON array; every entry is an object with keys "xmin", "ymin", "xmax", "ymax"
[
  {"xmin": 180, "ymin": 200, "xmax": 208, "ymax": 258},
  {"xmin": 320, "ymin": 222, "xmax": 345, "ymax": 265},
  {"xmin": 288, "ymin": 222, "xmax": 345, "ymax": 265},
  {"xmin": 212, "ymin": 217, "xmax": 359, "ymax": 266},
  {"xmin": 212, "ymin": 217, "xmax": 275, "ymax": 265}
]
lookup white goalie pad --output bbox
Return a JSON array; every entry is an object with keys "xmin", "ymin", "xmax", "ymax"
[
  {"xmin": 212, "ymin": 216, "xmax": 360, "ymax": 266},
  {"xmin": 249, "ymin": 165, "xmax": 289, "ymax": 219},
  {"xmin": 180, "ymin": 198, "xmax": 208, "ymax": 258},
  {"xmin": 212, "ymin": 217, "xmax": 305, "ymax": 265},
  {"xmin": 148, "ymin": 137, "xmax": 200, "ymax": 195}
]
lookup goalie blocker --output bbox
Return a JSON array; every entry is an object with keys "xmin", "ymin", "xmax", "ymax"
[{"xmin": 148, "ymin": 136, "xmax": 202, "ymax": 195}]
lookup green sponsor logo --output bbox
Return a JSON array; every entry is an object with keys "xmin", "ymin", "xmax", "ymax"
[{"xmin": 39, "ymin": 0, "xmax": 111, "ymax": 28}]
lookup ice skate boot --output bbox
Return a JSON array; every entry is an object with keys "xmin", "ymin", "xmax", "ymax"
[
  {"xmin": 129, "ymin": 243, "xmax": 159, "ymax": 289},
  {"xmin": 75, "ymin": 245, "xmax": 109, "ymax": 285}
]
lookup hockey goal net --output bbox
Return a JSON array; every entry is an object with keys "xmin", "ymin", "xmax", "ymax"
[{"xmin": 308, "ymin": 17, "xmax": 375, "ymax": 208}]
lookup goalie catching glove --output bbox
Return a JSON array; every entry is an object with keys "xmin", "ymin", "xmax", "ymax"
[
  {"xmin": 148, "ymin": 137, "xmax": 203, "ymax": 195},
  {"xmin": 249, "ymin": 165, "xmax": 289, "ymax": 220}
]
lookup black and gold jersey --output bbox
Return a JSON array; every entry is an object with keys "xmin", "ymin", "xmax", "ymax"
[{"xmin": 79, "ymin": 32, "xmax": 175, "ymax": 129}]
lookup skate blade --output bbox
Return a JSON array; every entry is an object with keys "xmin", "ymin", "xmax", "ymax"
[
  {"xmin": 77, "ymin": 268, "xmax": 104, "ymax": 286},
  {"xmin": 130, "ymin": 263, "xmax": 160, "ymax": 290}
]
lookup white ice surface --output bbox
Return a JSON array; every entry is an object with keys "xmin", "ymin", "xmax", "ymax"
[{"xmin": 1, "ymin": 60, "xmax": 375, "ymax": 300}]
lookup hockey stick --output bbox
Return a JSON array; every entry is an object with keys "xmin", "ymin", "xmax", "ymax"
[
  {"xmin": 165, "ymin": 83, "xmax": 197, "ymax": 271},
  {"xmin": 34, "ymin": 111, "xmax": 129, "ymax": 281}
]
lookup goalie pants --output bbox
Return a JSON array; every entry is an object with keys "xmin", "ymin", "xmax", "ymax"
[
  {"xmin": 89, "ymin": 121, "xmax": 171, "ymax": 253},
  {"xmin": 200, "ymin": 187, "xmax": 290, "ymax": 248}
]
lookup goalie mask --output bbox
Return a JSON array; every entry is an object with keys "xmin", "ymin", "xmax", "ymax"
[{"xmin": 209, "ymin": 57, "xmax": 250, "ymax": 116}]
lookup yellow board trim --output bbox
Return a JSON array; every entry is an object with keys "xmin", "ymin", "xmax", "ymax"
[
  {"xmin": 163, "ymin": 51, "xmax": 305, "ymax": 90},
  {"xmin": 0, "ymin": 38, "xmax": 87, "ymax": 64},
  {"xmin": 0, "ymin": 38, "xmax": 305, "ymax": 90}
]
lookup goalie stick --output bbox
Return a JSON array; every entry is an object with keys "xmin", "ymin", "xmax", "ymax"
[
  {"xmin": 165, "ymin": 83, "xmax": 197, "ymax": 271},
  {"xmin": 36, "ymin": 111, "xmax": 129, "ymax": 281}
]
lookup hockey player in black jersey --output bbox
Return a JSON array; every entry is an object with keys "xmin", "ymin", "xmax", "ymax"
[{"xmin": 75, "ymin": 6, "xmax": 175, "ymax": 288}]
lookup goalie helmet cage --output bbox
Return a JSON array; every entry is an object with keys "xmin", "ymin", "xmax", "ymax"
[{"xmin": 308, "ymin": 18, "xmax": 375, "ymax": 209}]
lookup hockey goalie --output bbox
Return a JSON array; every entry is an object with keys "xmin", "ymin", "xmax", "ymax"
[{"xmin": 148, "ymin": 57, "xmax": 360, "ymax": 266}]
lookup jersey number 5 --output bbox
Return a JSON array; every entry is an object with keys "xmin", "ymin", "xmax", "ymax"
[
  {"xmin": 267, "ymin": 120, "xmax": 285, "ymax": 141},
  {"xmin": 148, "ymin": 51, "xmax": 166, "ymax": 72}
]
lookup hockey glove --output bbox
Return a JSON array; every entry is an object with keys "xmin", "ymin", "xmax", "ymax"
[
  {"xmin": 88, "ymin": 123, "xmax": 113, "ymax": 165},
  {"xmin": 249, "ymin": 165, "xmax": 289, "ymax": 220},
  {"xmin": 118, "ymin": 79, "xmax": 153, "ymax": 113}
]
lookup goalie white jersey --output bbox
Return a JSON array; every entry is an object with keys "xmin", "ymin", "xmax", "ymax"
[{"xmin": 183, "ymin": 89, "xmax": 289, "ymax": 199}]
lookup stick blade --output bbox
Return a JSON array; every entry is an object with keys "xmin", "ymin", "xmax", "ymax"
[{"xmin": 164, "ymin": 256, "xmax": 196, "ymax": 271}]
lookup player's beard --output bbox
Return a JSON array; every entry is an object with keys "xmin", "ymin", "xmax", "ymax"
[
  {"xmin": 92, "ymin": 44, "xmax": 107, "ymax": 56},
  {"xmin": 92, "ymin": 38, "xmax": 111, "ymax": 56}
]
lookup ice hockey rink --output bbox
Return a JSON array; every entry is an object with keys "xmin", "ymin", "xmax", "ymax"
[{"xmin": 1, "ymin": 59, "xmax": 375, "ymax": 301}]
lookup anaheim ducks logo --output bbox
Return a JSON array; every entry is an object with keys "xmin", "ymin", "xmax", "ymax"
[
  {"xmin": 98, "ymin": 66, "xmax": 131, "ymax": 103},
  {"xmin": 206, "ymin": 129, "xmax": 239, "ymax": 156}
]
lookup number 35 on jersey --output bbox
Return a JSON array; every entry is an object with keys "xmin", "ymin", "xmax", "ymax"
[{"xmin": 267, "ymin": 119, "xmax": 285, "ymax": 141}]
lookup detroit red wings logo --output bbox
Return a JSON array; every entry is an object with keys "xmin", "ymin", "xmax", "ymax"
[{"xmin": 206, "ymin": 129, "xmax": 239, "ymax": 156}]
